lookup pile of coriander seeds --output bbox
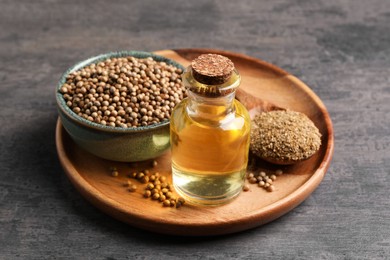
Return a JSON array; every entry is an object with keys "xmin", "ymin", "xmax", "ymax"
[
  {"xmin": 110, "ymin": 161, "xmax": 186, "ymax": 208},
  {"xmin": 246, "ymin": 169, "xmax": 283, "ymax": 192},
  {"xmin": 60, "ymin": 56, "xmax": 185, "ymax": 128}
]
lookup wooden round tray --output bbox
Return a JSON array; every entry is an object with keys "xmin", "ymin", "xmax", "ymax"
[{"xmin": 55, "ymin": 48, "xmax": 334, "ymax": 236}]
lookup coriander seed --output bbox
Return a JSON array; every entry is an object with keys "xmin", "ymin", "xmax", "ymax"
[
  {"xmin": 152, "ymin": 193, "xmax": 160, "ymax": 200},
  {"xmin": 144, "ymin": 190, "xmax": 152, "ymax": 198},
  {"xmin": 146, "ymin": 183, "xmax": 154, "ymax": 190},
  {"xmin": 165, "ymin": 192, "xmax": 173, "ymax": 199},
  {"xmin": 152, "ymin": 160, "xmax": 158, "ymax": 167},
  {"xmin": 163, "ymin": 200, "xmax": 171, "ymax": 207},
  {"xmin": 267, "ymin": 185, "xmax": 275, "ymax": 192},
  {"xmin": 128, "ymin": 184, "xmax": 137, "ymax": 192},
  {"xmin": 136, "ymin": 172, "xmax": 145, "ymax": 179},
  {"xmin": 159, "ymin": 195, "xmax": 166, "ymax": 202},
  {"xmin": 140, "ymin": 176, "xmax": 149, "ymax": 184},
  {"xmin": 275, "ymin": 169, "xmax": 283, "ymax": 176}
]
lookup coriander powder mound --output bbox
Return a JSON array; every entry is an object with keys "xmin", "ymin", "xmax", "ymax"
[{"xmin": 250, "ymin": 110, "xmax": 322, "ymax": 164}]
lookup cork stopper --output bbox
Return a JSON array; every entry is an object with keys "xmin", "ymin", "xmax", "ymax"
[{"xmin": 191, "ymin": 54, "xmax": 235, "ymax": 85}]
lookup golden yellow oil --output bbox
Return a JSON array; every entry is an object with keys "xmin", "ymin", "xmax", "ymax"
[{"xmin": 170, "ymin": 98, "xmax": 250, "ymax": 205}]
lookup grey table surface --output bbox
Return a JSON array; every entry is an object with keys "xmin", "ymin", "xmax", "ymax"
[{"xmin": 1, "ymin": 0, "xmax": 389, "ymax": 259}]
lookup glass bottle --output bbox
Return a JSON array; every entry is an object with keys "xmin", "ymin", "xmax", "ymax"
[{"xmin": 170, "ymin": 54, "xmax": 251, "ymax": 206}]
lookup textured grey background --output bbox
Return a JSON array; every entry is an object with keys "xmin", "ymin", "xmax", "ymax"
[{"xmin": 1, "ymin": 0, "xmax": 389, "ymax": 259}]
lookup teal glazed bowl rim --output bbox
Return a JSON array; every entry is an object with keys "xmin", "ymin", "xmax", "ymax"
[{"xmin": 56, "ymin": 50, "xmax": 185, "ymax": 133}]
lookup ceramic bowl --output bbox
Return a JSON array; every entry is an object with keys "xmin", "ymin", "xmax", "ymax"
[{"xmin": 56, "ymin": 51, "xmax": 184, "ymax": 162}]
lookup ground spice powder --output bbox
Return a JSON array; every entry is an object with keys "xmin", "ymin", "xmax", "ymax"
[{"xmin": 250, "ymin": 110, "xmax": 322, "ymax": 164}]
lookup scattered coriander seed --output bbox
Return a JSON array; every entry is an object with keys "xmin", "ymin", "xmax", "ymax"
[
  {"xmin": 152, "ymin": 193, "xmax": 160, "ymax": 200},
  {"xmin": 163, "ymin": 200, "xmax": 171, "ymax": 207},
  {"xmin": 128, "ymin": 184, "xmax": 137, "ymax": 192},
  {"xmin": 177, "ymin": 197, "xmax": 185, "ymax": 205},
  {"xmin": 165, "ymin": 192, "xmax": 173, "ymax": 199},
  {"xmin": 140, "ymin": 176, "xmax": 149, "ymax": 184},
  {"xmin": 267, "ymin": 185, "xmax": 275, "ymax": 192},
  {"xmin": 275, "ymin": 169, "xmax": 283, "ymax": 176},
  {"xmin": 159, "ymin": 195, "xmax": 166, "ymax": 202},
  {"xmin": 258, "ymin": 181, "xmax": 265, "ymax": 187},
  {"xmin": 146, "ymin": 183, "xmax": 154, "ymax": 190},
  {"xmin": 114, "ymin": 167, "xmax": 185, "ymax": 209},
  {"xmin": 248, "ymin": 173, "xmax": 254, "ymax": 179},
  {"xmin": 136, "ymin": 172, "xmax": 145, "ymax": 179},
  {"xmin": 270, "ymin": 175, "xmax": 277, "ymax": 181},
  {"xmin": 144, "ymin": 190, "xmax": 152, "ymax": 198},
  {"xmin": 260, "ymin": 171, "xmax": 266, "ymax": 177},
  {"xmin": 243, "ymin": 184, "xmax": 250, "ymax": 192},
  {"xmin": 152, "ymin": 160, "xmax": 158, "ymax": 167},
  {"xmin": 111, "ymin": 170, "xmax": 119, "ymax": 177},
  {"xmin": 249, "ymin": 177, "xmax": 257, "ymax": 184}
]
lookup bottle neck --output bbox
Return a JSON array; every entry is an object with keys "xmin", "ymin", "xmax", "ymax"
[
  {"xmin": 181, "ymin": 66, "xmax": 241, "ymax": 122},
  {"xmin": 186, "ymin": 90, "xmax": 236, "ymax": 121}
]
